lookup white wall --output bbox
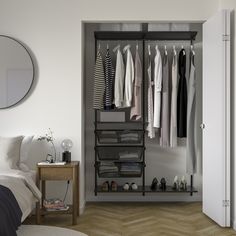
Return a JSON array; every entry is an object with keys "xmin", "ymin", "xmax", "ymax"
[{"xmin": 0, "ymin": 0, "xmax": 221, "ymax": 213}]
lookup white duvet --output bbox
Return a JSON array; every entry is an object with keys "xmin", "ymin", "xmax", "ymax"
[{"xmin": 0, "ymin": 169, "xmax": 41, "ymax": 222}]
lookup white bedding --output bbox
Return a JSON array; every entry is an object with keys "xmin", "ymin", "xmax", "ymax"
[
  {"xmin": 28, "ymin": 170, "xmax": 36, "ymax": 183},
  {"xmin": 0, "ymin": 169, "xmax": 41, "ymax": 222}
]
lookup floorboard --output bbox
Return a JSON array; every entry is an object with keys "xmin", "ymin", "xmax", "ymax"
[{"xmin": 24, "ymin": 202, "xmax": 236, "ymax": 236}]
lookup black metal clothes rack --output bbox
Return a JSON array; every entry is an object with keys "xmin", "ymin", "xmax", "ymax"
[{"xmin": 94, "ymin": 30, "xmax": 198, "ymax": 196}]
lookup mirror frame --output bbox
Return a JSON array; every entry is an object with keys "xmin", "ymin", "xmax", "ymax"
[{"xmin": 0, "ymin": 35, "xmax": 35, "ymax": 109}]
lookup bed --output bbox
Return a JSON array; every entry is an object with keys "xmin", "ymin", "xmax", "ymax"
[
  {"xmin": 0, "ymin": 136, "xmax": 42, "ymax": 236},
  {"xmin": 0, "ymin": 169, "xmax": 41, "ymax": 236}
]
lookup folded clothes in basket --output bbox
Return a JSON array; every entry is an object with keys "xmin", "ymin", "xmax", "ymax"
[
  {"xmin": 120, "ymin": 163, "xmax": 141, "ymax": 174},
  {"xmin": 99, "ymin": 153, "xmax": 118, "ymax": 160},
  {"xmin": 119, "ymin": 132, "xmax": 139, "ymax": 138},
  {"xmin": 119, "ymin": 151, "xmax": 139, "ymax": 160},
  {"xmin": 120, "ymin": 138, "xmax": 139, "ymax": 142},
  {"xmin": 99, "ymin": 161, "xmax": 118, "ymax": 174},
  {"xmin": 99, "ymin": 138, "xmax": 118, "ymax": 143},
  {"xmin": 99, "ymin": 131, "xmax": 118, "ymax": 143},
  {"xmin": 119, "ymin": 132, "xmax": 140, "ymax": 143}
]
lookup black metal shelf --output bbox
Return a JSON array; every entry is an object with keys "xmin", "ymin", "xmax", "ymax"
[
  {"xmin": 94, "ymin": 31, "xmax": 197, "ymax": 41},
  {"xmin": 98, "ymin": 173, "xmax": 143, "ymax": 178},
  {"xmin": 95, "ymin": 145, "xmax": 145, "ymax": 148},
  {"xmin": 95, "ymin": 121, "xmax": 146, "ymax": 131},
  {"xmin": 94, "ymin": 29, "xmax": 197, "ymax": 197},
  {"xmin": 95, "ymin": 146, "xmax": 146, "ymax": 150},
  {"xmin": 96, "ymin": 185, "xmax": 197, "ymax": 194},
  {"xmin": 95, "ymin": 129, "xmax": 145, "ymax": 132},
  {"xmin": 96, "ymin": 160, "xmax": 143, "ymax": 163},
  {"xmin": 145, "ymin": 31, "xmax": 197, "ymax": 41},
  {"xmin": 97, "ymin": 160, "xmax": 143, "ymax": 163},
  {"xmin": 95, "ymin": 121, "xmax": 145, "ymax": 125},
  {"xmin": 95, "ymin": 121, "xmax": 143, "ymax": 124},
  {"xmin": 97, "ymin": 185, "xmax": 144, "ymax": 193},
  {"xmin": 95, "ymin": 31, "xmax": 145, "ymax": 40},
  {"xmin": 145, "ymin": 186, "xmax": 198, "ymax": 193}
]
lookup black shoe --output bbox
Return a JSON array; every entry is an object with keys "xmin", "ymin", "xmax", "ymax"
[
  {"xmin": 101, "ymin": 181, "xmax": 109, "ymax": 191},
  {"xmin": 151, "ymin": 177, "xmax": 158, "ymax": 190},
  {"xmin": 159, "ymin": 178, "xmax": 166, "ymax": 191}
]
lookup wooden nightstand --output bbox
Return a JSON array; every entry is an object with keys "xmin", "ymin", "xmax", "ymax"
[{"xmin": 36, "ymin": 161, "xmax": 79, "ymax": 225}]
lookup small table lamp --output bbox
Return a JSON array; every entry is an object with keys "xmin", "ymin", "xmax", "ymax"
[{"xmin": 61, "ymin": 139, "xmax": 73, "ymax": 163}]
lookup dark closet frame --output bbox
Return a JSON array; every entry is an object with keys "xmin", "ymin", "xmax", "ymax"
[{"xmin": 94, "ymin": 30, "xmax": 198, "ymax": 196}]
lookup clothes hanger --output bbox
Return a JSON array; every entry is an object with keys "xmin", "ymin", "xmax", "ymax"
[
  {"xmin": 164, "ymin": 45, "xmax": 167, "ymax": 55},
  {"xmin": 136, "ymin": 40, "xmax": 139, "ymax": 51},
  {"xmin": 181, "ymin": 45, "xmax": 185, "ymax": 55},
  {"xmin": 123, "ymin": 44, "xmax": 131, "ymax": 54},
  {"xmin": 148, "ymin": 44, "xmax": 151, "ymax": 55},
  {"xmin": 191, "ymin": 45, "xmax": 195, "ymax": 56},
  {"xmin": 155, "ymin": 44, "xmax": 158, "ymax": 52},
  {"xmin": 173, "ymin": 45, "xmax": 176, "ymax": 56},
  {"xmin": 113, "ymin": 44, "xmax": 120, "ymax": 53}
]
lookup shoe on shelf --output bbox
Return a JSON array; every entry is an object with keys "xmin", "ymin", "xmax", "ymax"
[
  {"xmin": 180, "ymin": 176, "xmax": 187, "ymax": 190},
  {"xmin": 130, "ymin": 183, "xmax": 138, "ymax": 190},
  {"xmin": 123, "ymin": 183, "xmax": 130, "ymax": 191},
  {"xmin": 101, "ymin": 181, "xmax": 109, "ymax": 191},
  {"xmin": 172, "ymin": 175, "xmax": 179, "ymax": 190},
  {"xmin": 159, "ymin": 178, "xmax": 166, "ymax": 190},
  {"xmin": 151, "ymin": 177, "xmax": 158, "ymax": 190},
  {"xmin": 111, "ymin": 181, "xmax": 118, "ymax": 191}
]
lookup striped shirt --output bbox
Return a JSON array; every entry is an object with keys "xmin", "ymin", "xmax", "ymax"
[
  {"xmin": 104, "ymin": 49, "xmax": 115, "ymax": 110},
  {"xmin": 93, "ymin": 50, "xmax": 105, "ymax": 109}
]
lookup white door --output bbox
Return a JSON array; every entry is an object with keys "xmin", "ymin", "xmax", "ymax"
[{"xmin": 202, "ymin": 9, "xmax": 231, "ymax": 227}]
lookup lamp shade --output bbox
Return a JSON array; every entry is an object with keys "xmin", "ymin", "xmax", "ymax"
[{"xmin": 61, "ymin": 139, "xmax": 73, "ymax": 152}]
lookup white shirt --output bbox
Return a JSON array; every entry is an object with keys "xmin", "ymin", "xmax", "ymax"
[
  {"xmin": 153, "ymin": 48, "xmax": 162, "ymax": 128},
  {"xmin": 170, "ymin": 52, "xmax": 178, "ymax": 147},
  {"xmin": 130, "ymin": 49, "xmax": 142, "ymax": 120},
  {"xmin": 147, "ymin": 53, "xmax": 155, "ymax": 139},
  {"xmin": 123, "ymin": 45, "xmax": 134, "ymax": 108},
  {"xmin": 113, "ymin": 46, "xmax": 125, "ymax": 108}
]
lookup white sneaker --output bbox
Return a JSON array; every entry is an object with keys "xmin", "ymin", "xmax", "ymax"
[
  {"xmin": 123, "ymin": 183, "xmax": 130, "ymax": 191},
  {"xmin": 131, "ymin": 183, "xmax": 138, "ymax": 190}
]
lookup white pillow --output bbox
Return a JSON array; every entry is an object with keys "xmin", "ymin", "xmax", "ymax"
[
  {"xmin": 19, "ymin": 135, "xmax": 34, "ymax": 172},
  {"xmin": 19, "ymin": 162, "xmax": 30, "ymax": 172},
  {"xmin": 20, "ymin": 135, "xmax": 34, "ymax": 163},
  {"xmin": 0, "ymin": 136, "xmax": 24, "ymax": 170}
]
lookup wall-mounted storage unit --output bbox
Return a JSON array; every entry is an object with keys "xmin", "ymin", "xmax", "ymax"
[{"xmin": 93, "ymin": 30, "xmax": 198, "ymax": 196}]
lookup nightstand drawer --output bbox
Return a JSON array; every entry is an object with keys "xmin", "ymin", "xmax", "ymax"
[{"xmin": 40, "ymin": 167, "xmax": 73, "ymax": 180}]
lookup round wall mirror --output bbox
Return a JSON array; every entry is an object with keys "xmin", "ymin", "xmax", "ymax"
[{"xmin": 0, "ymin": 35, "xmax": 34, "ymax": 109}]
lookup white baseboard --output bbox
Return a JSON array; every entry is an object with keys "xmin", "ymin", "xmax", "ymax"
[
  {"xmin": 232, "ymin": 218, "xmax": 236, "ymax": 230},
  {"xmin": 80, "ymin": 200, "xmax": 86, "ymax": 215}
]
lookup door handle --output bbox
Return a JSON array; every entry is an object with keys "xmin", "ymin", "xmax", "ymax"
[{"xmin": 200, "ymin": 123, "xmax": 205, "ymax": 129}]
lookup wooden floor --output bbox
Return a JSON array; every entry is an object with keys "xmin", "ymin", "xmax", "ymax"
[{"xmin": 25, "ymin": 202, "xmax": 236, "ymax": 236}]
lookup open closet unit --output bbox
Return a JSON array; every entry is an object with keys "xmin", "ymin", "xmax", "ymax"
[
  {"xmin": 93, "ymin": 29, "xmax": 198, "ymax": 196},
  {"xmin": 85, "ymin": 9, "xmax": 231, "ymax": 228}
]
